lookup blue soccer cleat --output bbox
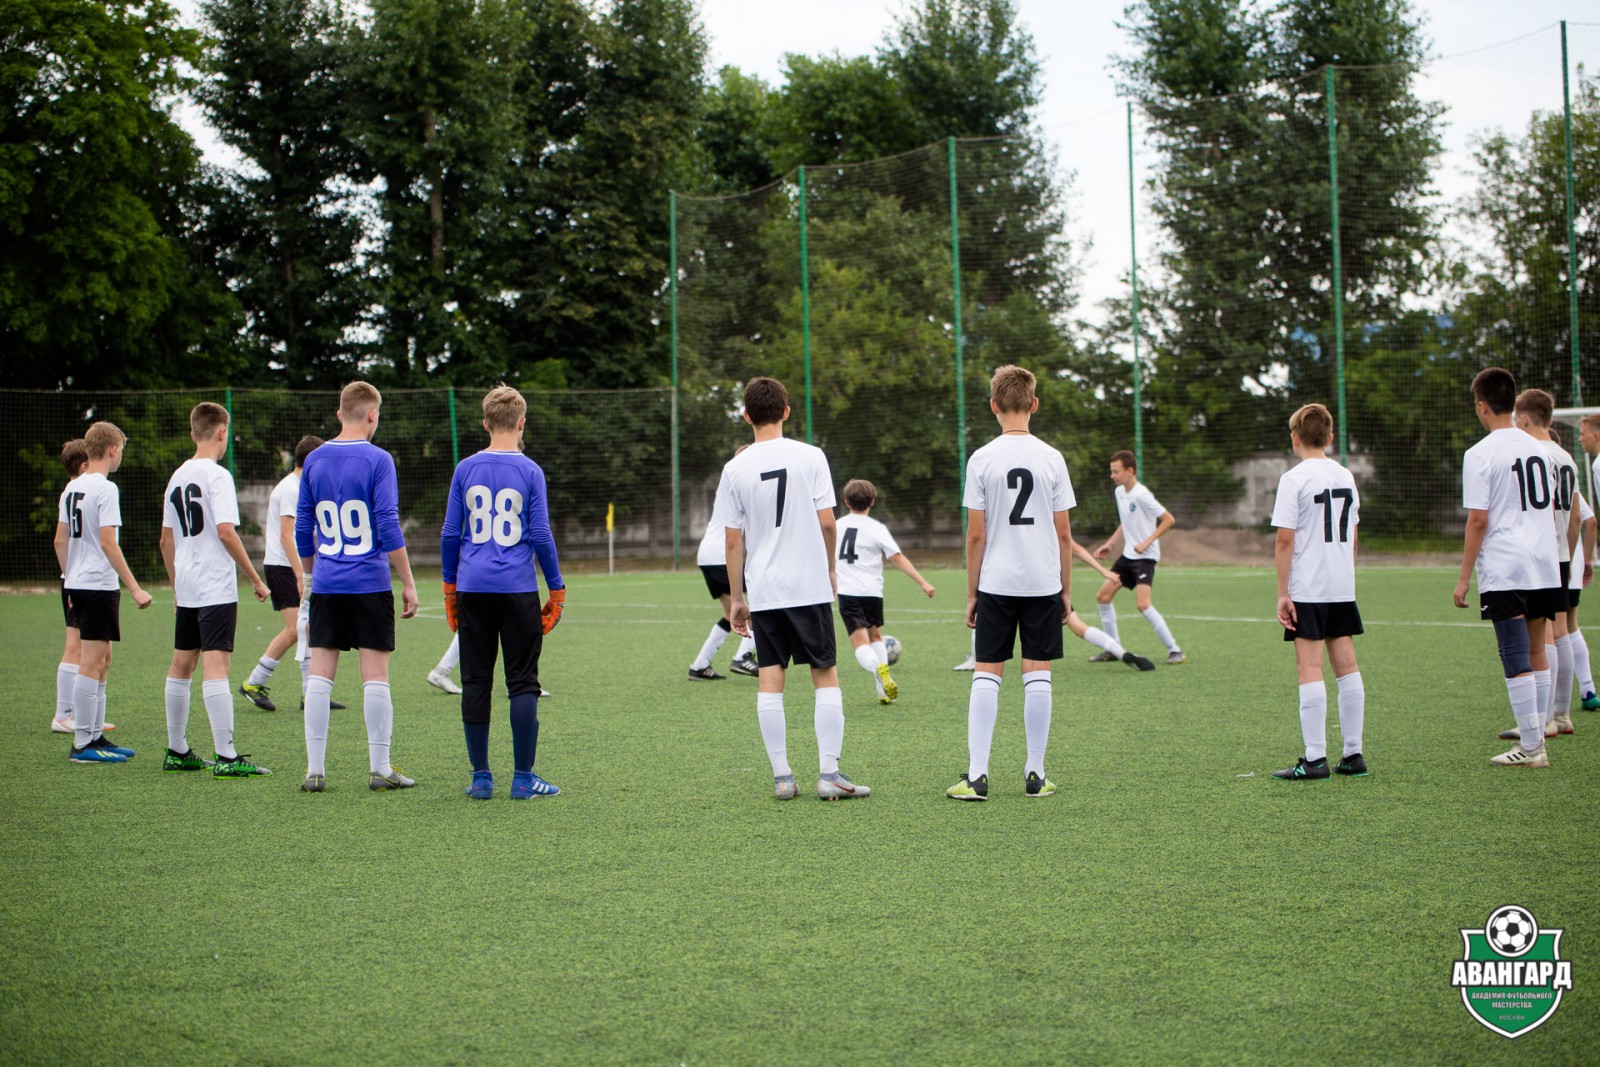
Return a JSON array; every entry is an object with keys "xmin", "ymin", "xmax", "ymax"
[
  {"xmin": 91, "ymin": 736, "xmax": 135, "ymax": 759},
  {"xmin": 69, "ymin": 745, "xmax": 126, "ymax": 764},
  {"xmin": 510, "ymin": 771, "xmax": 559, "ymax": 799},
  {"xmin": 466, "ymin": 771, "xmax": 494, "ymax": 800}
]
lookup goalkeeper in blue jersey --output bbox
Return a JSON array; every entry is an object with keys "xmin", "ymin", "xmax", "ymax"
[{"xmin": 441, "ymin": 385, "xmax": 566, "ymax": 801}]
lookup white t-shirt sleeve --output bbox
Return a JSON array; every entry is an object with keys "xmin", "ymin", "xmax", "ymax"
[
  {"xmin": 211, "ymin": 467, "xmax": 241, "ymax": 527},
  {"xmin": 710, "ymin": 466, "xmax": 744, "ymax": 531},
  {"xmin": 1270, "ymin": 471, "xmax": 1298, "ymax": 529},
  {"xmin": 1138, "ymin": 488, "xmax": 1165, "ymax": 521},
  {"xmin": 1581, "ymin": 491, "xmax": 1595, "ymax": 523},
  {"xmin": 101, "ymin": 482, "xmax": 122, "ymax": 530},
  {"xmin": 1051, "ymin": 452, "xmax": 1075, "ymax": 512},
  {"xmin": 879, "ymin": 523, "xmax": 902, "ymax": 559},
  {"xmin": 809, "ymin": 451, "xmax": 836, "ymax": 512},
  {"xmin": 1463, "ymin": 449, "xmax": 1490, "ymax": 511},
  {"xmin": 962, "ymin": 455, "xmax": 986, "ymax": 512}
]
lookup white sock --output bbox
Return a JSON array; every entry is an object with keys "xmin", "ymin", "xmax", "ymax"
[
  {"xmin": 735, "ymin": 635, "xmax": 756, "ymax": 659},
  {"xmin": 299, "ymin": 658, "xmax": 311, "ymax": 695},
  {"xmin": 870, "ymin": 640, "xmax": 887, "ymax": 666},
  {"xmin": 1142, "ymin": 606, "xmax": 1180, "ymax": 653},
  {"xmin": 247, "ymin": 655, "xmax": 278, "ymax": 687},
  {"xmin": 853, "ymin": 644, "xmax": 882, "ymax": 695},
  {"xmin": 1299, "ymin": 680, "xmax": 1328, "ymax": 761},
  {"xmin": 1533, "ymin": 667, "xmax": 1552, "ymax": 730},
  {"xmin": 1097, "ymin": 604, "xmax": 1119, "ymax": 643},
  {"xmin": 692, "ymin": 623, "xmax": 729, "ymax": 671},
  {"xmin": 1082, "ymin": 626, "xmax": 1125, "ymax": 658},
  {"xmin": 1507, "ymin": 675, "xmax": 1541, "ymax": 750},
  {"xmin": 165, "ymin": 677, "xmax": 192, "ymax": 752},
  {"xmin": 436, "ymin": 635, "xmax": 460, "ymax": 675},
  {"xmin": 296, "ymin": 602, "xmax": 310, "ymax": 661},
  {"xmin": 72, "ymin": 674, "xmax": 99, "ymax": 749},
  {"xmin": 1571, "ymin": 628, "xmax": 1594, "ymax": 696},
  {"xmin": 1554, "ymin": 635, "xmax": 1574, "ymax": 716},
  {"xmin": 1022, "ymin": 670, "xmax": 1051, "ymax": 777},
  {"xmin": 968, "ymin": 671, "xmax": 1001, "ymax": 779},
  {"xmin": 97, "ymin": 681, "xmax": 107, "ymax": 734},
  {"xmin": 202, "ymin": 679, "xmax": 236, "ymax": 758},
  {"xmin": 55, "ymin": 663, "xmax": 78, "ymax": 718},
  {"xmin": 304, "ymin": 675, "xmax": 333, "ymax": 775},
  {"xmin": 1336, "ymin": 672, "xmax": 1364, "ymax": 757},
  {"xmin": 756, "ymin": 692, "xmax": 790, "ymax": 777},
  {"xmin": 814, "ymin": 687, "xmax": 844, "ymax": 775},
  {"xmin": 364, "ymin": 680, "xmax": 393, "ymax": 775}
]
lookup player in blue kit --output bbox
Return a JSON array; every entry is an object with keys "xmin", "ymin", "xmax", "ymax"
[
  {"xmin": 440, "ymin": 386, "xmax": 566, "ymax": 801},
  {"xmin": 295, "ymin": 381, "xmax": 421, "ymax": 792}
]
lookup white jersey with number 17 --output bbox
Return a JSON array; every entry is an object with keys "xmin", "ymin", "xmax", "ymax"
[
  {"xmin": 712, "ymin": 437, "xmax": 836, "ymax": 611},
  {"xmin": 963, "ymin": 433, "xmax": 1075, "ymax": 597},
  {"xmin": 1271, "ymin": 457, "xmax": 1359, "ymax": 603}
]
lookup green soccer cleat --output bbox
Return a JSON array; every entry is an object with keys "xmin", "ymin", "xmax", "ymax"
[
  {"xmin": 1334, "ymin": 753, "xmax": 1368, "ymax": 777},
  {"xmin": 163, "ymin": 748, "xmax": 212, "ymax": 773},
  {"xmin": 875, "ymin": 663, "xmax": 898, "ymax": 702},
  {"xmin": 946, "ymin": 773, "xmax": 988, "ymax": 801},
  {"xmin": 213, "ymin": 753, "xmax": 272, "ymax": 778},
  {"xmin": 1024, "ymin": 771, "xmax": 1055, "ymax": 797},
  {"xmin": 1582, "ymin": 692, "xmax": 1600, "ymax": 712},
  {"xmin": 238, "ymin": 683, "xmax": 276, "ymax": 711},
  {"xmin": 370, "ymin": 768, "xmax": 417, "ymax": 791},
  {"xmin": 1272, "ymin": 756, "xmax": 1330, "ymax": 781}
]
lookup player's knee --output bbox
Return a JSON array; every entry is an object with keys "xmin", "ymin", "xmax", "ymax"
[
  {"xmin": 1493, "ymin": 617, "xmax": 1532, "ymax": 678},
  {"xmin": 1096, "ymin": 589, "xmax": 1114, "ymax": 605}
]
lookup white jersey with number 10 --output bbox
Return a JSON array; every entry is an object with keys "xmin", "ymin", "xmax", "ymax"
[{"xmin": 1462, "ymin": 427, "xmax": 1560, "ymax": 593}]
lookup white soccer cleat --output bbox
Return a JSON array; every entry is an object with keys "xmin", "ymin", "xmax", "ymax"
[
  {"xmin": 952, "ymin": 655, "xmax": 976, "ymax": 671},
  {"xmin": 774, "ymin": 774, "xmax": 797, "ymax": 800},
  {"xmin": 1555, "ymin": 713, "xmax": 1575, "ymax": 735},
  {"xmin": 1543, "ymin": 719, "xmax": 1559, "ymax": 738},
  {"xmin": 817, "ymin": 772, "xmax": 871, "ymax": 800},
  {"xmin": 1489, "ymin": 744, "xmax": 1550, "ymax": 768},
  {"xmin": 426, "ymin": 669, "xmax": 462, "ymax": 695},
  {"xmin": 50, "ymin": 716, "xmax": 75, "ymax": 734}
]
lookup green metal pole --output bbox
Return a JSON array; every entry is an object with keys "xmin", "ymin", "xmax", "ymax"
[
  {"xmin": 949, "ymin": 138, "xmax": 967, "ymax": 503},
  {"xmin": 798, "ymin": 165, "xmax": 813, "ymax": 444},
  {"xmin": 1127, "ymin": 103, "xmax": 1144, "ymax": 473},
  {"xmin": 670, "ymin": 190, "xmax": 681, "ymax": 569},
  {"xmin": 1562, "ymin": 22, "xmax": 1582, "ymax": 408},
  {"xmin": 223, "ymin": 386, "xmax": 233, "ymax": 474},
  {"xmin": 447, "ymin": 386, "xmax": 460, "ymax": 466},
  {"xmin": 1326, "ymin": 66, "xmax": 1348, "ymax": 465}
]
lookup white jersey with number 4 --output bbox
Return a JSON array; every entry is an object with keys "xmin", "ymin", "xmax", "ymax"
[
  {"xmin": 1540, "ymin": 438, "xmax": 1579, "ymax": 564},
  {"xmin": 835, "ymin": 513, "xmax": 901, "ymax": 598},
  {"xmin": 1115, "ymin": 483, "xmax": 1167, "ymax": 561},
  {"xmin": 163, "ymin": 457, "xmax": 242, "ymax": 607},
  {"xmin": 1462, "ymin": 428, "xmax": 1560, "ymax": 593},
  {"xmin": 1271, "ymin": 457, "xmax": 1359, "ymax": 603},
  {"xmin": 60, "ymin": 472, "xmax": 121, "ymax": 591},
  {"xmin": 964, "ymin": 434, "xmax": 1075, "ymax": 597},
  {"xmin": 264, "ymin": 471, "xmax": 300, "ymax": 567},
  {"xmin": 712, "ymin": 437, "xmax": 836, "ymax": 611}
]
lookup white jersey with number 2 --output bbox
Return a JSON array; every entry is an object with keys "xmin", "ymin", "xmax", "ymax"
[
  {"xmin": 712, "ymin": 437, "xmax": 836, "ymax": 611},
  {"xmin": 964, "ymin": 434, "xmax": 1075, "ymax": 597},
  {"xmin": 1271, "ymin": 457, "xmax": 1359, "ymax": 603}
]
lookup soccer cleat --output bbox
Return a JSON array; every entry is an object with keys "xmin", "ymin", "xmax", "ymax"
[
  {"xmin": 875, "ymin": 663, "xmax": 898, "ymax": 702},
  {"xmin": 946, "ymin": 773, "xmax": 988, "ymax": 801},
  {"xmin": 1024, "ymin": 772, "xmax": 1056, "ymax": 797},
  {"xmin": 213, "ymin": 753, "xmax": 272, "ymax": 778},
  {"xmin": 1088, "ymin": 651, "xmax": 1118, "ymax": 663},
  {"xmin": 1544, "ymin": 719, "xmax": 1559, "ymax": 738},
  {"xmin": 817, "ymin": 772, "xmax": 871, "ymax": 800},
  {"xmin": 300, "ymin": 773, "xmax": 327, "ymax": 793},
  {"xmin": 91, "ymin": 735, "xmax": 135, "ymax": 759},
  {"xmin": 877, "ymin": 696, "xmax": 896, "ymax": 705},
  {"xmin": 426, "ymin": 669, "xmax": 462, "ymax": 695},
  {"xmin": 466, "ymin": 771, "xmax": 494, "ymax": 800},
  {"xmin": 729, "ymin": 653, "xmax": 760, "ymax": 677},
  {"xmin": 952, "ymin": 655, "xmax": 976, "ymax": 671},
  {"xmin": 101, "ymin": 721, "xmax": 116, "ymax": 732},
  {"xmin": 1489, "ymin": 744, "xmax": 1549, "ymax": 768},
  {"xmin": 540, "ymin": 688, "xmax": 553, "ymax": 698},
  {"xmin": 1582, "ymin": 691, "xmax": 1600, "ymax": 711},
  {"xmin": 1121, "ymin": 651, "xmax": 1156, "ymax": 672},
  {"xmin": 774, "ymin": 774, "xmax": 797, "ymax": 800},
  {"xmin": 1555, "ymin": 713, "xmax": 1575, "ymax": 735},
  {"xmin": 1334, "ymin": 753, "xmax": 1368, "ymax": 777},
  {"xmin": 370, "ymin": 768, "xmax": 417, "ymax": 790},
  {"xmin": 687, "ymin": 665, "xmax": 725, "ymax": 681},
  {"xmin": 163, "ymin": 748, "xmax": 212, "ymax": 772},
  {"xmin": 299, "ymin": 697, "xmax": 348, "ymax": 711},
  {"xmin": 50, "ymin": 716, "xmax": 75, "ymax": 734},
  {"xmin": 1497, "ymin": 727, "xmax": 1523, "ymax": 741},
  {"xmin": 238, "ymin": 682, "xmax": 276, "ymax": 711},
  {"xmin": 510, "ymin": 771, "xmax": 560, "ymax": 799},
  {"xmin": 1272, "ymin": 756, "xmax": 1330, "ymax": 781},
  {"xmin": 69, "ymin": 744, "xmax": 126, "ymax": 764},
  {"xmin": 1166, "ymin": 650, "xmax": 1187, "ymax": 665}
]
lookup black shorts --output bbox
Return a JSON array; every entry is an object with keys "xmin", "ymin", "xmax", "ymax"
[
  {"xmin": 1283, "ymin": 601, "xmax": 1363, "ymax": 642},
  {"xmin": 1570, "ymin": 587, "xmax": 1582, "ymax": 608},
  {"xmin": 60, "ymin": 581, "xmax": 78, "ymax": 629},
  {"xmin": 975, "ymin": 591, "xmax": 1064, "ymax": 663},
  {"xmin": 837, "ymin": 595, "xmax": 884, "ymax": 634},
  {"xmin": 751, "ymin": 603, "xmax": 837, "ymax": 669},
  {"xmin": 175, "ymin": 603, "xmax": 238, "ymax": 652},
  {"xmin": 457, "ymin": 591, "xmax": 543, "ymax": 724},
  {"xmin": 1479, "ymin": 588, "xmax": 1567, "ymax": 622},
  {"xmin": 265, "ymin": 565, "xmax": 301, "ymax": 611},
  {"xmin": 700, "ymin": 564, "xmax": 730, "ymax": 600},
  {"xmin": 307, "ymin": 590, "xmax": 396, "ymax": 652},
  {"xmin": 66, "ymin": 588, "xmax": 119, "ymax": 642},
  {"xmin": 1113, "ymin": 555, "xmax": 1157, "ymax": 589}
]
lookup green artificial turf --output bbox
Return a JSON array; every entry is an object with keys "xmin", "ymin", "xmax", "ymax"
[{"xmin": 1, "ymin": 565, "xmax": 1596, "ymax": 1064}]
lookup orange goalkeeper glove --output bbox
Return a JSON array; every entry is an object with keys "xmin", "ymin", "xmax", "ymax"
[
  {"xmin": 442, "ymin": 581, "xmax": 458, "ymax": 632},
  {"xmin": 541, "ymin": 587, "xmax": 566, "ymax": 635}
]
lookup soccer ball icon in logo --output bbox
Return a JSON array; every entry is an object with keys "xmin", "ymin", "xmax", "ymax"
[
  {"xmin": 883, "ymin": 635, "xmax": 901, "ymax": 665},
  {"xmin": 1485, "ymin": 905, "xmax": 1539, "ymax": 958}
]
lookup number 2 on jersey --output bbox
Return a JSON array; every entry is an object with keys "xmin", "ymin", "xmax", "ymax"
[
  {"xmin": 1006, "ymin": 468, "xmax": 1035, "ymax": 525},
  {"xmin": 1311, "ymin": 487, "xmax": 1353, "ymax": 543},
  {"xmin": 315, "ymin": 500, "xmax": 374, "ymax": 556},
  {"xmin": 761, "ymin": 469, "xmax": 787, "ymax": 526}
]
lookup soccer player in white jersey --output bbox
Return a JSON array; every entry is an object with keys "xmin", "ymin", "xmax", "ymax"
[
  {"xmin": 1453, "ymin": 368, "xmax": 1563, "ymax": 768},
  {"xmin": 834, "ymin": 478, "xmax": 935, "ymax": 703},
  {"xmin": 718, "ymin": 377, "xmax": 869, "ymax": 801},
  {"xmin": 1576, "ymin": 413, "xmax": 1600, "ymax": 712},
  {"xmin": 159, "ymin": 403, "xmax": 274, "ymax": 777},
  {"xmin": 947, "ymin": 364, "xmax": 1074, "ymax": 801},
  {"xmin": 49, "ymin": 439, "xmax": 103, "ymax": 735},
  {"xmin": 240, "ymin": 436, "xmax": 328, "ymax": 713},
  {"xmin": 58, "ymin": 421, "xmax": 154, "ymax": 764},
  {"xmin": 1510, "ymin": 390, "xmax": 1581, "ymax": 741},
  {"xmin": 1555, "ymin": 448, "xmax": 1596, "ymax": 730},
  {"xmin": 1092, "ymin": 450, "xmax": 1185, "ymax": 664},
  {"xmin": 1269, "ymin": 403, "xmax": 1368, "ymax": 781},
  {"xmin": 686, "ymin": 510, "xmax": 758, "ymax": 680}
]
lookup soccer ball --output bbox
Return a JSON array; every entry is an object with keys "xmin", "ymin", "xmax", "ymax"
[
  {"xmin": 1486, "ymin": 905, "xmax": 1538, "ymax": 957},
  {"xmin": 883, "ymin": 635, "xmax": 901, "ymax": 665}
]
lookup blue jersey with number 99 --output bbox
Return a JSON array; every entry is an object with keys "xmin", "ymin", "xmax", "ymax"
[
  {"xmin": 440, "ymin": 450, "xmax": 564, "ymax": 594},
  {"xmin": 295, "ymin": 439, "xmax": 407, "ymax": 594}
]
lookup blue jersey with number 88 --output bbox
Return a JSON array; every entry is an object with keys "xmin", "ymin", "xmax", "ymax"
[
  {"xmin": 441, "ymin": 450, "xmax": 563, "ymax": 594},
  {"xmin": 295, "ymin": 439, "xmax": 407, "ymax": 594}
]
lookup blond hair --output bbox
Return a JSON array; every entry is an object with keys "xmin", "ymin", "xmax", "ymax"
[
  {"xmin": 84, "ymin": 421, "xmax": 125, "ymax": 460},
  {"xmin": 1582, "ymin": 413, "xmax": 1600, "ymax": 434},
  {"xmin": 482, "ymin": 384, "xmax": 527, "ymax": 433},
  {"xmin": 990, "ymin": 365, "xmax": 1036, "ymax": 414},
  {"xmin": 190, "ymin": 401, "xmax": 230, "ymax": 442},
  {"xmin": 1289, "ymin": 403, "xmax": 1334, "ymax": 449},
  {"xmin": 1514, "ymin": 388, "xmax": 1555, "ymax": 428},
  {"xmin": 339, "ymin": 381, "xmax": 382, "ymax": 421}
]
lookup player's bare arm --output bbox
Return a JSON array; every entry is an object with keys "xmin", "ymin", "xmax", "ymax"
[
  {"xmin": 389, "ymin": 546, "xmax": 419, "ymax": 619},
  {"xmin": 1054, "ymin": 508, "xmax": 1073, "ymax": 624},
  {"xmin": 101, "ymin": 526, "xmax": 152, "ymax": 608},
  {"xmin": 1137, "ymin": 510, "xmax": 1176, "ymax": 555},
  {"xmin": 217, "ymin": 522, "xmax": 270, "ymax": 602},
  {"xmin": 1094, "ymin": 526, "xmax": 1124, "ymax": 559},
  {"xmin": 279, "ymin": 514, "xmax": 303, "ymax": 596},
  {"xmin": 887, "ymin": 553, "xmax": 935, "ymax": 597},
  {"xmin": 725, "ymin": 527, "xmax": 750, "ymax": 636},
  {"xmin": 1275, "ymin": 526, "xmax": 1298, "ymax": 629},
  {"xmin": 1455, "ymin": 509, "xmax": 1489, "ymax": 608},
  {"xmin": 818, "ymin": 508, "xmax": 837, "ymax": 599},
  {"xmin": 1069, "ymin": 539, "xmax": 1116, "ymax": 582},
  {"xmin": 965, "ymin": 509, "xmax": 987, "ymax": 629},
  {"xmin": 53, "ymin": 521, "xmax": 69, "ymax": 574},
  {"xmin": 1584, "ymin": 516, "xmax": 1595, "ymax": 587},
  {"xmin": 159, "ymin": 526, "xmax": 177, "ymax": 586}
]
